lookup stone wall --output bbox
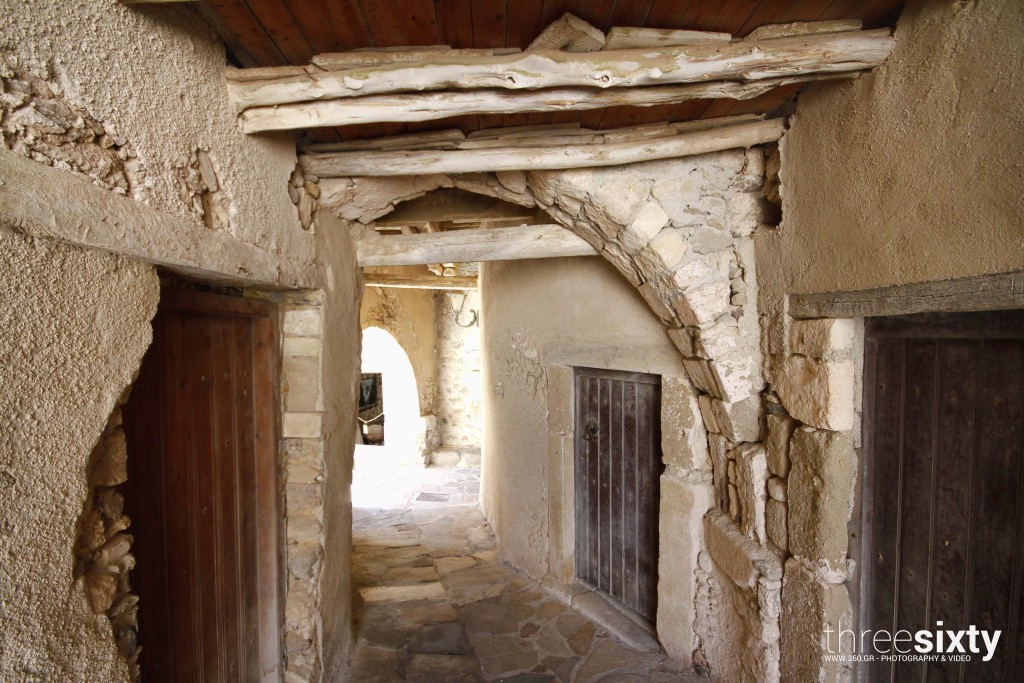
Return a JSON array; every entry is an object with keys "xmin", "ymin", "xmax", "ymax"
[
  {"xmin": 754, "ymin": 1, "xmax": 1024, "ymax": 680},
  {"xmin": 0, "ymin": 229, "xmax": 158, "ymax": 682},
  {"xmin": 434, "ymin": 287, "xmax": 483, "ymax": 450}
]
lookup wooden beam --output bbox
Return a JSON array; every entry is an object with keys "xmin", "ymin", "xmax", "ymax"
[
  {"xmin": 363, "ymin": 273, "xmax": 478, "ymax": 290},
  {"xmin": 226, "ymin": 29, "xmax": 894, "ymax": 112},
  {"xmin": 302, "ymin": 118, "xmax": 785, "ymax": 177},
  {"xmin": 788, "ymin": 271, "xmax": 1024, "ymax": 319},
  {"xmin": 604, "ymin": 27, "xmax": 731, "ymax": 50},
  {"xmin": 355, "ymin": 224, "xmax": 598, "ymax": 267},
  {"xmin": 239, "ymin": 74, "xmax": 844, "ymax": 132},
  {"xmin": 371, "ymin": 188, "xmax": 537, "ymax": 226},
  {"xmin": 744, "ymin": 20, "xmax": 862, "ymax": 42}
]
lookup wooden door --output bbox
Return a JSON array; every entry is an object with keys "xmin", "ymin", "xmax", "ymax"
[
  {"xmin": 861, "ymin": 309, "xmax": 1024, "ymax": 682},
  {"xmin": 574, "ymin": 367, "xmax": 661, "ymax": 622},
  {"xmin": 123, "ymin": 288, "xmax": 283, "ymax": 682}
]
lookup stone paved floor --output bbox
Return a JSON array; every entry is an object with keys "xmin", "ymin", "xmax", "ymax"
[{"xmin": 343, "ymin": 463, "xmax": 702, "ymax": 682}]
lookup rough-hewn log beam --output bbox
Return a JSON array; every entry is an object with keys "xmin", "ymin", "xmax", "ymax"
[
  {"xmin": 227, "ymin": 29, "xmax": 894, "ymax": 112},
  {"xmin": 789, "ymin": 271, "xmax": 1024, "ymax": 319},
  {"xmin": 363, "ymin": 273, "xmax": 478, "ymax": 290},
  {"xmin": 302, "ymin": 118, "xmax": 785, "ymax": 177},
  {"xmin": 356, "ymin": 224, "xmax": 598, "ymax": 267},
  {"xmin": 604, "ymin": 26, "xmax": 731, "ymax": 50},
  {"xmin": 240, "ymin": 73, "xmax": 845, "ymax": 132}
]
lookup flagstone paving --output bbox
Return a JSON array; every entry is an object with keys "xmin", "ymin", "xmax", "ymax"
[{"xmin": 343, "ymin": 466, "xmax": 703, "ymax": 682}]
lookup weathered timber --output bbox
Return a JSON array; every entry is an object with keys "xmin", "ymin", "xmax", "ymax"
[
  {"xmin": 227, "ymin": 28, "xmax": 895, "ymax": 111},
  {"xmin": 604, "ymin": 26, "xmax": 731, "ymax": 50},
  {"xmin": 301, "ymin": 118, "xmax": 786, "ymax": 177},
  {"xmin": 744, "ymin": 19, "xmax": 862, "ymax": 41},
  {"xmin": 0, "ymin": 150, "xmax": 314, "ymax": 288},
  {"xmin": 355, "ymin": 224, "xmax": 598, "ymax": 267},
  {"xmin": 528, "ymin": 12, "xmax": 605, "ymax": 52},
  {"xmin": 788, "ymin": 271, "xmax": 1024, "ymax": 319},
  {"xmin": 239, "ymin": 74, "xmax": 841, "ymax": 132},
  {"xmin": 310, "ymin": 46, "xmax": 521, "ymax": 71},
  {"xmin": 303, "ymin": 129, "xmax": 466, "ymax": 153},
  {"xmin": 363, "ymin": 273, "xmax": 478, "ymax": 290}
]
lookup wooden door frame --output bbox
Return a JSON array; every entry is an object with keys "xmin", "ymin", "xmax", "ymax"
[{"xmin": 148, "ymin": 286, "xmax": 286, "ymax": 681}]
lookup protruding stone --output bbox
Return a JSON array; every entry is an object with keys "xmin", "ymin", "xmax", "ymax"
[
  {"xmin": 660, "ymin": 377, "xmax": 710, "ymax": 471},
  {"xmin": 704, "ymin": 510, "xmax": 782, "ymax": 590},
  {"xmin": 780, "ymin": 559, "xmax": 853, "ymax": 683},
  {"xmin": 637, "ymin": 228, "xmax": 687, "ymax": 272},
  {"xmin": 789, "ymin": 318, "xmax": 855, "ymax": 360},
  {"xmin": 788, "ymin": 428, "xmax": 856, "ymax": 565},
  {"xmin": 671, "ymin": 279, "xmax": 731, "ymax": 327},
  {"xmin": 766, "ymin": 499, "xmax": 788, "ymax": 552},
  {"xmin": 766, "ymin": 413, "xmax": 798, "ymax": 477},
  {"xmin": 620, "ymin": 201, "xmax": 669, "ymax": 252},
  {"xmin": 89, "ymin": 428, "xmax": 127, "ymax": 487},
  {"xmin": 710, "ymin": 395, "xmax": 763, "ymax": 443},
  {"xmin": 774, "ymin": 355, "xmax": 855, "ymax": 431},
  {"xmin": 733, "ymin": 443, "xmax": 768, "ymax": 543}
]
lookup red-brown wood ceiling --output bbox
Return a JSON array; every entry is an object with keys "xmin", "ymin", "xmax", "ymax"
[{"xmin": 200, "ymin": 0, "xmax": 904, "ymax": 142}]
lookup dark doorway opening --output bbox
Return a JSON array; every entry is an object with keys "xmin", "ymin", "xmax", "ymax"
[
  {"xmin": 573, "ymin": 366, "xmax": 662, "ymax": 624},
  {"xmin": 122, "ymin": 287, "xmax": 284, "ymax": 681},
  {"xmin": 860, "ymin": 309, "xmax": 1024, "ymax": 682}
]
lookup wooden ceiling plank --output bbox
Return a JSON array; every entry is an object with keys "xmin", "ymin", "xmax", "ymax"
[
  {"xmin": 644, "ymin": 0, "xmax": 696, "ymax": 29},
  {"xmin": 608, "ymin": 0, "xmax": 656, "ymax": 28},
  {"xmin": 504, "ymin": 0, "xmax": 546, "ymax": 49},
  {"xmin": 861, "ymin": 0, "xmax": 905, "ymax": 28},
  {"xmin": 501, "ymin": 113, "xmax": 532, "ymax": 128},
  {"xmin": 203, "ymin": 0, "xmax": 289, "ymax": 66},
  {"xmin": 304, "ymin": 127, "xmax": 342, "ymax": 143},
  {"xmin": 436, "ymin": 0, "xmax": 475, "ymax": 49},
  {"xmin": 738, "ymin": 0, "xmax": 804, "ymax": 36},
  {"xmin": 243, "ymin": 0, "xmax": 314, "ymax": 64},
  {"xmin": 284, "ymin": 0, "xmax": 372, "ymax": 54},
  {"xmin": 358, "ymin": 0, "xmax": 440, "ymax": 48},
  {"xmin": 472, "ymin": 0, "xmax": 510, "ymax": 49},
  {"xmin": 596, "ymin": 103, "xmax": 679, "ymax": 131},
  {"xmin": 776, "ymin": 0, "xmax": 836, "ymax": 24}
]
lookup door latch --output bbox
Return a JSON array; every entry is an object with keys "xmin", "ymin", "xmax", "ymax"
[{"xmin": 584, "ymin": 419, "xmax": 599, "ymax": 441}]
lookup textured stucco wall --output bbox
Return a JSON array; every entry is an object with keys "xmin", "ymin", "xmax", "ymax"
[
  {"xmin": 775, "ymin": 0, "xmax": 1024, "ymax": 296},
  {"xmin": 317, "ymin": 213, "xmax": 362, "ymax": 681},
  {"xmin": 0, "ymin": 229, "xmax": 159, "ymax": 681},
  {"xmin": 481, "ymin": 255, "xmax": 681, "ymax": 580},
  {"xmin": 359, "ymin": 269, "xmax": 438, "ymax": 416},
  {"xmin": 0, "ymin": 0, "xmax": 312, "ymax": 272}
]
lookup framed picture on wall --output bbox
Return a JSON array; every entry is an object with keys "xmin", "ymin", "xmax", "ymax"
[{"xmin": 359, "ymin": 373, "xmax": 381, "ymax": 410}]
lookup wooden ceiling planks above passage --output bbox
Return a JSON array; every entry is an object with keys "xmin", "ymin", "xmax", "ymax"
[{"xmin": 198, "ymin": 0, "xmax": 904, "ymax": 140}]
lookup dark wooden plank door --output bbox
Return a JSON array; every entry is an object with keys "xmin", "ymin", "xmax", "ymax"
[
  {"xmin": 861, "ymin": 310, "xmax": 1024, "ymax": 683},
  {"xmin": 574, "ymin": 367, "xmax": 661, "ymax": 622},
  {"xmin": 123, "ymin": 288, "xmax": 283, "ymax": 682}
]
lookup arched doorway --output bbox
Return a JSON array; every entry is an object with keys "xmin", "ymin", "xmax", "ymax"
[{"xmin": 354, "ymin": 327, "xmax": 424, "ymax": 502}]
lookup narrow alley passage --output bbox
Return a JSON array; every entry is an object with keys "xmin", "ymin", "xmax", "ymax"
[{"xmin": 345, "ymin": 464, "xmax": 702, "ymax": 682}]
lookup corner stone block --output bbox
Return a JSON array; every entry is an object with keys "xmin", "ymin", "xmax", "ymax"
[
  {"xmin": 637, "ymin": 282, "xmax": 680, "ymax": 326},
  {"xmin": 766, "ymin": 412, "xmax": 798, "ymax": 477},
  {"xmin": 620, "ymin": 201, "xmax": 669, "ymax": 253},
  {"xmin": 637, "ymin": 228, "xmax": 688, "ymax": 273},
  {"xmin": 733, "ymin": 443, "xmax": 768, "ymax": 544},
  {"xmin": 774, "ymin": 355, "xmax": 855, "ymax": 431},
  {"xmin": 788, "ymin": 427, "xmax": 856, "ymax": 565},
  {"xmin": 283, "ymin": 353, "xmax": 322, "ymax": 412},
  {"xmin": 711, "ymin": 395, "xmax": 764, "ymax": 443},
  {"xmin": 658, "ymin": 475, "xmax": 713, "ymax": 660},
  {"xmin": 283, "ymin": 412, "xmax": 323, "ymax": 439},
  {"xmin": 789, "ymin": 318, "xmax": 856, "ymax": 361},
  {"xmin": 666, "ymin": 326, "xmax": 697, "ymax": 357},
  {"xmin": 660, "ymin": 376, "xmax": 710, "ymax": 471},
  {"xmin": 670, "ymin": 279, "xmax": 731, "ymax": 328},
  {"xmin": 283, "ymin": 307, "xmax": 322, "ymax": 337},
  {"xmin": 545, "ymin": 365, "xmax": 574, "ymax": 434},
  {"xmin": 704, "ymin": 509, "xmax": 782, "ymax": 591},
  {"xmin": 780, "ymin": 559, "xmax": 853, "ymax": 683}
]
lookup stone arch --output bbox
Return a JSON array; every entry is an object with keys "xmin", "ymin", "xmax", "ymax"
[{"xmin": 319, "ymin": 148, "xmax": 769, "ymax": 412}]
